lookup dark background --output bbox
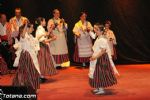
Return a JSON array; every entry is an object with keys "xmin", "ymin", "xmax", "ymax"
[{"xmin": 0, "ymin": 0, "xmax": 150, "ymax": 64}]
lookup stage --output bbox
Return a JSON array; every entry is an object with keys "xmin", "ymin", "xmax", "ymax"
[{"xmin": 0, "ymin": 64, "xmax": 150, "ymax": 100}]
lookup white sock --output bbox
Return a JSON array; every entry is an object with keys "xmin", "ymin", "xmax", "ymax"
[
  {"xmin": 82, "ymin": 63, "xmax": 86, "ymax": 66},
  {"xmin": 99, "ymin": 88, "xmax": 104, "ymax": 91},
  {"xmin": 40, "ymin": 75, "xmax": 44, "ymax": 78},
  {"xmin": 93, "ymin": 88, "xmax": 99, "ymax": 92}
]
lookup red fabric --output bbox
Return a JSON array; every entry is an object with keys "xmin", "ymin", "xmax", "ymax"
[
  {"xmin": 38, "ymin": 43, "xmax": 57, "ymax": 76},
  {"xmin": 53, "ymin": 54, "xmax": 69, "ymax": 64},
  {"xmin": 0, "ymin": 35, "xmax": 8, "ymax": 41},
  {"xmin": 13, "ymin": 51, "xmax": 40, "ymax": 90}
]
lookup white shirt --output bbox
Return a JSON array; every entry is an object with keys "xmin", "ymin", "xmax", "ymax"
[
  {"xmin": 0, "ymin": 23, "xmax": 6, "ymax": 36},
  {"xmin": 35, "ymin": 25, "xmax": 47, "ymax": 42},
  {"xmin": 10, "ymin": 16, "xmax": 28, "ymax": 38},
  {"xmin": 92, "ymin": 36, "xmax": 111, "ymax": 58}
]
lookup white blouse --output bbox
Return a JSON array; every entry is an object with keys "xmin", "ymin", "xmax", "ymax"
[
  {"xmin": 89, "ymin": 35, "xmax": 115, "ymax": 79},
  {"xmin": 104, "ymin": 29, "xmax": 117, "ymax": 45},
  {"xmin": 13, "ymin": 33, "xmax": 41, "ymax": 74},
  {"xmin": 35, "ymin": 25, "xmax": 47, "ymax": 42},
  {"xmin": 92, "ymin": 36, "xmax": 111, "ymax": 58},
  {"xmin": 0, "ymin": 23, "xmax": 7, "ymax": 36}
]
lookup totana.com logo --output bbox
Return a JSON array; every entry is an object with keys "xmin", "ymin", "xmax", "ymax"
[
  {"xmin": 0, "ymin": 88, "xmax": 37, "ymax": 99},
  {"xmin": 0, "ymin": 89, "xmax": 4, "ymax": 100}
]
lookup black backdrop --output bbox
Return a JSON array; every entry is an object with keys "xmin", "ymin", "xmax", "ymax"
[{"xmin": 0, "ymin": 0, "xmax": 150, "ymax": 64}]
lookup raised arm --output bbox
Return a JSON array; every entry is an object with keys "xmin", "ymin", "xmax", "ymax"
[{"xmin": 89, "ymin": 31, "xmax": 96, "ymax": 39}]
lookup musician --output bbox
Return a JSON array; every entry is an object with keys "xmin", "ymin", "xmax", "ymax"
[
  {"xmin": 10, "ymin": 8, "xmax": 29, "ymax": 38},
  {"xmin": 47, "ymin": 9, "xmax": 69, "ymax": 68},
  {"xmin": 73, "ymin": 12, "xmax": 93, "ymax": 67}
]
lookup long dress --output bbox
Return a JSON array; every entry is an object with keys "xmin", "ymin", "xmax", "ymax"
[
  {"xmin": 47, "ymin": 18, "xmax": 69, "ymax": 66},
  {"xmin": 36, "ymin": 25, "xmax": 57, "ymax": 75},
  {"xmin": 13, "ymin": 35, "xmax": 40, "ymax": 91},
  {"xmin": 104, "ymin": 29, "xmax": 117, "ymax": 60},
  {"xmin": 89, "ymin": 35, "xmax": 117, "ymax": 88},
  {"xmin": 73, "ymin": 20, "xmax": 93, "ymax": 63}
]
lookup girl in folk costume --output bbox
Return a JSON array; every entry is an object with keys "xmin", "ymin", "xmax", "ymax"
[
  {"xmin": 88, "ymin": 23, "xmax": 119, "ymax": 95},
  {"xmin": 13, "ymin": 24, "xmax": 40, "ymax": 69},
  {"xmin": 73, "ymin": 12, "xmax": 93, "ymax": 67},
  {"xmin": 13, "ymin": 24, "xmax": 41, "ymax": 92},
  {"xmin": 104, "ymin": 20, "xmax": 117, "ymax": 60},
  {"xmin": 47, "ymin": 9, "xmax": 69, "ymax": 68},
  {"xmin": 9, "ymin": 8, "xmax": 29, "ymax": 38},
  {"xmin": 35, "ymin": 17, "xmax": 57, "ymax": 79}
]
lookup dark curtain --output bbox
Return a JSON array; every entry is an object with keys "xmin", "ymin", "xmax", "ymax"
[{"xmin": 0, "ymin": 0, "xmax": 150, "ymax": 64}]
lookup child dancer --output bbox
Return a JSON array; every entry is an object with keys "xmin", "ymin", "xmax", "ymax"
[
  {"xmin": 89, "ymin": 23, "xmax": 119, "ymax": 95},
  {"xmin": 13, "ymin": 24, "xmax": 40, "ymax": 92},
  {"xmin": 35, "ymin": 17, "xmax": 57, "ymax": 81},
  {"xmin": 104, "ymin": 20, "xmax": 117, "ymax": 60}
]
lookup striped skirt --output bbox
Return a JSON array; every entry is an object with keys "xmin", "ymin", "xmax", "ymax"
[
  {"xmin": 38, "ymin": 42, "xmax": 57, "ymax": 75},
  {"xmin": 53, "ymin": 54, "xmax": 69, "ymax": 64},
  {"xmin": 0, "ymin": 56, "xmax": 8, "ymax": 75},
  {"xmin": 112, "ymin": 45, "xmax": 117, "ymax": 60},
  {"xmin": 12, "ymin": 50, "xmax": 40, "ymax": 91},
  {"xmin": 73, "ymin": 44, "xmax": 90, "ymax": 63},
  {"xmin": 89, "ymin": 53, "xmax": 117, "ymax": 88}
]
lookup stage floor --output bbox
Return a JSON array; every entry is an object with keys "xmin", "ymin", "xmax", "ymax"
[{"xmin": 0, "ymin": 64, "xmax": 150, "ymax": 100}]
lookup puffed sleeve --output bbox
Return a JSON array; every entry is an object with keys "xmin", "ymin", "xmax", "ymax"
[
  {"xmin": 73, "ymin": 23, "xmax": 80, "ymax": 36},
  {"xmin": 89, "ymin": 31, "xmax": 96, "ymax": 39},
  {"xmin": 36, "ymin": 26, "xmax": 41, "ymax": 38},
  {"xmin": 35, "ymin": 26, "xmax": 46, "ymax": 42},
  {"xmin": 99, "ymin": 39, "xmax": 107, "ymax": 49},
  {"xmin": 87, "ymin": 21, "xmax": 93, "ymax": 31}
]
